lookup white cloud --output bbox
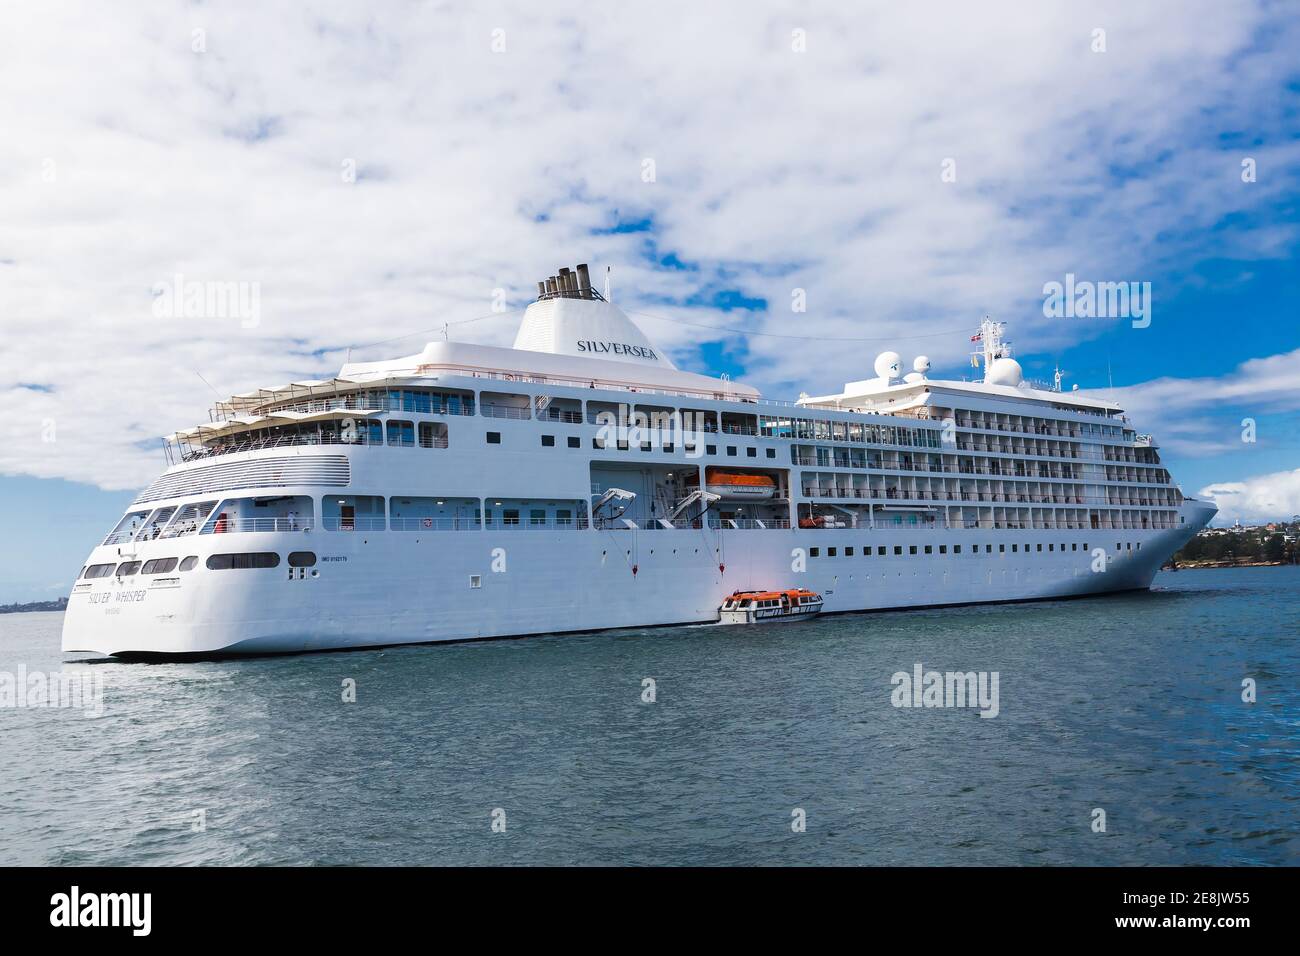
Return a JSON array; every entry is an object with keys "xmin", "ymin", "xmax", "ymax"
[
  {"xmin": 0, "ymin": 1, "xmax": 1297, "ymax": 489},
  {"xmin": 1200, "ymin": 469, "xmax": 1300, "ymax": 525},
  {"xmin": 1105, "ymin": 348, "xmax": 1300, "ymax": 456}
]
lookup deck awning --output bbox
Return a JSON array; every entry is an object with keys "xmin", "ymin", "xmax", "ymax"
[
  {"xmin": 166, "ymin": 408, "xmax": 382, "ymax": 444},
  {"xmin": 212, "ymin": 377, "xmax": 366, "ymax": 417}
]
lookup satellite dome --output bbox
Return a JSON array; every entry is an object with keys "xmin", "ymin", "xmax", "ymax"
[
  {"xmin": 985, "ymin": 357, "xmax": 1023, "ymax": 387},
  {"xmin": 874, "ymin": 351, "xmax": 902, "ymax": 382},
  {"xmin": 904, "ymin": 355, "xmax": 931, "ymax": 383}
]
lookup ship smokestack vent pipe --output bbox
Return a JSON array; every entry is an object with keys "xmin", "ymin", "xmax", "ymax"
[
  {"xmin": 536, "ymin": 281, "xmax": 546, "ymax": 297},
  {"xmin": 576, "ymin": 263, "xmax": 592, "ymax": 298}
]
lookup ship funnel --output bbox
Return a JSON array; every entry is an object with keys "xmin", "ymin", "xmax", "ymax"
[{"xmin": 535, "ymin": 263, "xmax": 607, "ymax": 302}]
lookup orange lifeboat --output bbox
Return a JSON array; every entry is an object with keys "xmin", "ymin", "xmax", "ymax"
[
  {"xmin": 689, "ymin": 468, "xmax": 778, "ymax": 500},
  {"xmin": 719, "ymin": 588, "xmax": 824, "ymax": 624}
]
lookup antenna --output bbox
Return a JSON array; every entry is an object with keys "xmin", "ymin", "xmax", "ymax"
[
  {"xmin": 604, "ymin": 266, "xmax": 612, "ymax": 303},
  {"xmin": 1053, "ymin": 365, "xmax": 1066, "ymax": 393},
  {"xmin": 194, "ymin": 371, "xmax": 222, "ymax": 399},
  {"xmin": 969, "ymin": 317, "xmax": 1011, "ymax": 382}
]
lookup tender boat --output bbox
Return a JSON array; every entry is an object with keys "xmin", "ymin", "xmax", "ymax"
[
  {"xmin": 698, "ymin": 469, "xmax": 778, "ymax": 500},
  {"xmin": 719, "ymin": 589, "xmax": 824, "ymax": 624}
]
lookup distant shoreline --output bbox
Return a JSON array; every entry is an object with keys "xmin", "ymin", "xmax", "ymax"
[
  {"xmin": 1163, "ymin": 560, "xmax": 1290, "ymax": 571},
  {"xmin": 0, "ymin": 597, "xmax": 69, "ymax": 615}
]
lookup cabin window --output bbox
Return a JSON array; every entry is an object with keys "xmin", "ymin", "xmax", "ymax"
[
  {"xmin": 924, "ymin": 545, "xmax": 932, "ymax": 554},
  {"xmin": 206, "ymin": 553, "xmax": 280, "ymax": 570},
  {"xmin": 542, "ymin": 435, "xmax": 555, "ymax": 447},
  {"xmin": 809, "ymin": 548, "xmax": 820, "ymax": 557},
  {"xmin": 999, "ymin": 545, "xmax": 1006, "ymax": 553},
  {"xmin": 954, "ymin": 545, "xmax": 962, "ymax": 554},
  {"xmin": 288, "ymin": 551, "xmax": 316, "ymax": 567},
  {"xmin": 746, "ymin": 447, "xmax": 756, "ymax": 457},
  {"xmin": 418, "ymin": 422, "xmax": 448, "ymax": 449},
  {"xmin": 726, "ymin": 446, "xmax": 737, "ymax": 456},
  {"xmin": 894, "ymin": 546, "xmax": 902, "ymax": 555},
  {"xmin": 845, "ymin": 547, "xmax": 854, "ymax": 556},
  {"xmin": 1012, "ymin": 544, "xmax": 1018, "ymax": 552},
  {"xmin": 568, "ymin": 437, "xmax": 580, "ymax": 448},
  {"xmin": 706, "ymin": 445, "xmax": 717, "ymax": 455},
  {"xmin": 486, "ymin": 432, "xmax": 501, "ymax": 444},
  {"xmin": 766, "ymin": 448, "xmax": 776, "ymax": 458},
  {"xmin": 938, "ymin": 545, "xmax": 946, "ymax": 554},
  {"xmin": 179, "ymin": 556, "xmax": 199, "ymax": 571},
  {"xmin": 828, "ymin": 547, "xmax": 837, "ymax": 557},
  {"xmin": 142, "ymin": 557, "xmax": 178, "ymax": 575},
  {"xmin": 469, "ymin": 575, "xmax": 482, "ymax": 589},
  {"xmin": 387, "ymin": 420, "xmax": 415, "ymax": 446}
]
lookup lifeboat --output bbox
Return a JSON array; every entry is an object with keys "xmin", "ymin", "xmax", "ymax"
[
  {"xmin": 718, "ymin": 589, "xmax": 824, "ymax": 624},
  {"xmin": 690, "ymin": 468, "xmax": 778, "ymax": 500}
]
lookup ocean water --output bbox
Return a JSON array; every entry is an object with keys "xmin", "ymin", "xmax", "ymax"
[{"xmin": 1, "ymin": 566, "xmax": 1296, "ymax": 866}]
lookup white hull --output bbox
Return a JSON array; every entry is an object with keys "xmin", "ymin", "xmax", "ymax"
[
  {"xmin": 62, "ymin": 500, "xmax": 1213, "ymax": 657},
  {"xmin": 61, "ymin": 282, "xmax": 1216, "ymax": 658}
]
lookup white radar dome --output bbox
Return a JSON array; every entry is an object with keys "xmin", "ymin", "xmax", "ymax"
[
  {"xmin": 985, "ymin": 357, "xmax": 1024, "ymax": 387},
  {"xmin": 874, "ymin": 351, "xmax": 902, "ymax": 382},
  {"xmin": 904, "ymin": 355, "xmax": 931, "ymax": 383}
]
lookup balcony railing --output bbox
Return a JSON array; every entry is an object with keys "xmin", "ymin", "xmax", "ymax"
[
  {"xmin": 201, "ymin": 518, "xmax": 316, "ymax": 534},
  {"xmin": 216, "ymin": 395, "xmax": 475, "ymax": 421},
  {"xmin": 178, "ymin": 429, "xmax": 448, "ymax": 463},
  {"xmin": 480, "ymin": 404, "xmax": 532, "ymax": 420}
]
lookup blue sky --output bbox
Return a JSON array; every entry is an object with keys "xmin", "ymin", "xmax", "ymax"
[{"xmin": 1, "ymin": 1, "xmax": 1299, "ymax": 602}]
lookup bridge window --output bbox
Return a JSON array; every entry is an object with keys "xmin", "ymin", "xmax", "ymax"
[
  {"xmin": 141, "ymin": 557, "xmax": 178, "ymax": 574},
  {"xmin": 83, "ymin": 563, "xmax": 116, "ymax": 579},
  {"xmin": 102, "ymin": 510, "xmax": 151, "ymax": 546},
  {"xmin": 179, "ymin": 556, "xmax": 199, "ymax": 571},
  {"xmin": 116, "ymin": 561, "xmax": 142, "ymax": 576}
]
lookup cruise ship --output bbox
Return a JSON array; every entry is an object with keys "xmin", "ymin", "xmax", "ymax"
[{"xmin": 63, "ymin": 263, "xmax": 1216, "ymax": 657}]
